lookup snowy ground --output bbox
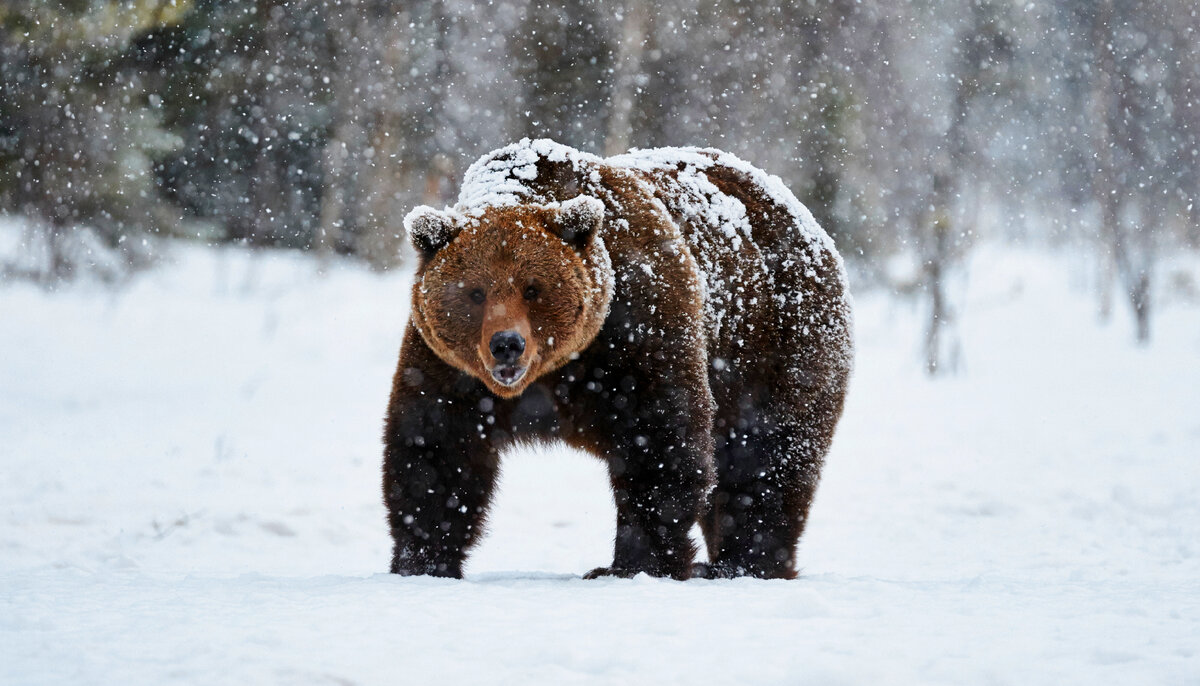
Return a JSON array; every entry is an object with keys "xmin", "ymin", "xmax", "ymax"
[{"xmin": 2, "ymin": 238, "xmax": 1198, "ymax": 685}]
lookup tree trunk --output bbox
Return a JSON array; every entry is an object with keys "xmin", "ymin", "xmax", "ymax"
[
  {"xmin": 1091, "ymin": 0, "xmax": 1154, "ymax": 343},
  {"xmin": 317, "ymin": 129, "xmax": 350, "ymax": 255},
  {"xmin": 605, "ymin": 0, "xmax": 647, "ymax": 157},
  {"xmin": 924, "ymin": 214, "xmax": 952, "ymax": 375},
  {"xmin": 1097, "ymin": 246, "xmax": 1114, "ymax": 322},
  {"xmin": 1132, "ymin": 270, "xmax": 1151, "ymax": 344}
]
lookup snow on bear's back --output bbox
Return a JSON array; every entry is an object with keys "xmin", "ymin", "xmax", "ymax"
[
  {"xmin": 608, "ymin": 146, "xmax": 842, "ymax": 273},
  {"xmin": 457, "ymin": 139, "xmax": 841, "ymax": 269}
]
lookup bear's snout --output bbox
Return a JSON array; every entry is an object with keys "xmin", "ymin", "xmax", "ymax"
[
  {"xmin": 478, "ymin": 297, "xmax": 538, "ymax": 393},
  {"xmin": 489, "ymin": 331, "xmax": 525, "ymax": 364}
]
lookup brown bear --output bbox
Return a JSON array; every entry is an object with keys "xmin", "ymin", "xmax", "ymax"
[{"xmin": 383, "ymin": 139, "xmax": 853, "ymax": 580}]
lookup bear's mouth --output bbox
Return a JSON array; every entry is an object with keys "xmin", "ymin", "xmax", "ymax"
[{"xmin": 490, "ymin": 364, "xmax": 527, "ymax": 387}]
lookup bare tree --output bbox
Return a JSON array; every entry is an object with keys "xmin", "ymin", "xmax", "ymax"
[
  {"xmin": 1085, "ymin": 0, "xmax": 1194, "ymax": 343},
  {"xmin": 605, "ymin": 0, "xmax": 648, "ymax": 157},
  {"xmin": 916, "ymin": 1, "xmax": 1014, "ymax": 374}
]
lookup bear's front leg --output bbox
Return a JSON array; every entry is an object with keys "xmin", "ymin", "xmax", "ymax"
[
  {"xmin": 576, "ymin": 378, "xmax": 715, "ymax": 581},
  {"xmin": 383, "ymin": 381, "xmax": 499, "ymax": 579}
]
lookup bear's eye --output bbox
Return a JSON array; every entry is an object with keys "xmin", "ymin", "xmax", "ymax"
[
  {"xmin": 469, "ymin": 288, "xmax": 485, "ymax": 304},
  {"xmin": 523, "ymin": 285, "xmax": 540, "ymax": 301}
]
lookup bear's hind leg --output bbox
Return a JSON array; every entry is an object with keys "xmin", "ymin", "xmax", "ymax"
[
  {"xmin": 582, "ymin": 434, "xmax": 710, "ymax": 580},
  {"xmin": 694, "ymin": 487, "xmax": 800, "ymax": 580},
  {"xmin": 572, "ymin": 375, "xmax": 715, "ymax": 581},
  {"xmin": 699, "ymin": 393, "xmax": 841, "ymax": 579}
]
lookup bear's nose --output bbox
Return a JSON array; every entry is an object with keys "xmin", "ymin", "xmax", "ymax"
[{"xmin": 489, "ymin": 330, "xmax": 525, "ymax": 364}]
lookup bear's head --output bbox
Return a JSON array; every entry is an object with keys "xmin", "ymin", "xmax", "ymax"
[{"xmin": 404, "ymin": 196, "xmax": 614, "ymax": 398}]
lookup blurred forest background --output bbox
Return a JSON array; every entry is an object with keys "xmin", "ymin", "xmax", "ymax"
[{"xmin": 1, "ymin": 0, "xmax": 1198, "ymax": 368}]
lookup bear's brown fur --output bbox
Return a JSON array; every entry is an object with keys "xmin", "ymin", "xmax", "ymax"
[{"xmin": 383, "ymin": 139, "xmax": 853, "ymax": 579}]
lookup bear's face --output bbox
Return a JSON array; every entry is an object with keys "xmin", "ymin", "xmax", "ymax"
[{"xmin": 405, "ymin": 197, "xmax": 613, "ymax": 398}]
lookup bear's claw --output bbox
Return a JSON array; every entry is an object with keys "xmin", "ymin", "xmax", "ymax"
[{"xmin": 582, "ymin": 566, "xmax": 636, "ymax": 579}]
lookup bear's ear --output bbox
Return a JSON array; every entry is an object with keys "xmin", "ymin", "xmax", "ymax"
[
  {"xmin": 552, "ymin": 195, "xmax": 604, "ymax": 250},
  {"xmin": 404, "ymin": 206, "xmax": 460, "ymax": 258}
]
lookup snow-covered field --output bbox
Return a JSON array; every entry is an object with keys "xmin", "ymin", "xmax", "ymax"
[{"xmin": 2, "ymin": 240, "xmax": 1198, "ymax": 685}]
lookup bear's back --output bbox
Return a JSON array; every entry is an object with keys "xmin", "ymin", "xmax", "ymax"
[
  {"xmin": 454, "ymin": 139, "xmax": 852, "ymax": 379},
  {"xmin": 605, "ymin": 146, "xmax": 836, "ymax": 270},
  {"xmin": 606, "ymin": 147, "xmax": 848, "ymax": 350}
]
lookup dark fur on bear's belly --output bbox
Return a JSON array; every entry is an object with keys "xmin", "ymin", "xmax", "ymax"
[{"xmin": 383, "ymin": 140, "xmax": 852, "ymax": 580}]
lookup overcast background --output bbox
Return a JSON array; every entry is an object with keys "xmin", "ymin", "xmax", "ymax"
[{"xmin": 3, "ymin": 0, "xmax": 1199, "ymax": 365}]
